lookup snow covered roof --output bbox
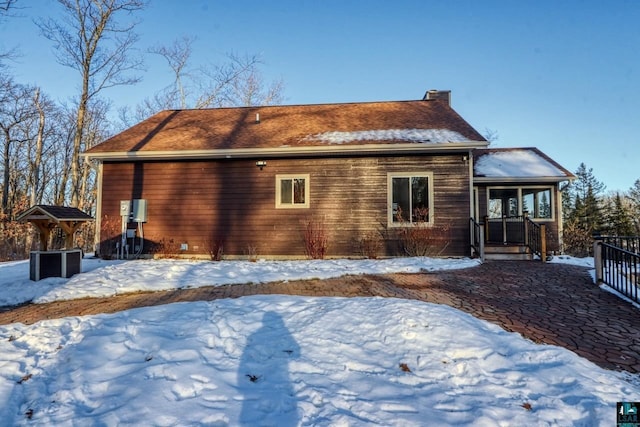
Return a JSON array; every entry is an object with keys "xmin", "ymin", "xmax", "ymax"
[
  {"xmin": 303, "ymin": 128, "xmax": 468, "ymax": 144},
  {"xmin": 84, "ymin": 98, "xmax": 487, "ymax": 160},
  {"xmin": 474, "ymin": 148, "xmax": 574, "ymax": 182}
]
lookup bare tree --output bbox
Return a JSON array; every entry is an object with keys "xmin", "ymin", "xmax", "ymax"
[
  {"xmin": 0, "ymin": 0, "xmax": 17, "ymax": 12},
  {"xmin": 28, "ymin": 88, "xmax": 45, "ymax": 206},
  {"xmin": 0, "ymin": 77, "xmax": 35, "ymax": 217},
  {"xmin": 483, "ymin": 128, "xmax": 499, "ymax": 144},
  {"xmin": 195, "ymin": 52, "xmax": 284, "ymax": 108},
  {"xmin": 148, "ymin": 35, "xmax": 194, "ymax": 109},
  {"xmin": 0, "ymin": 0, "xmax": 20, "ymax": 66},
  {"xmin": 36, "ymin": 0, "xmax": 145, "ymax": 208},
  {"xmin": 124, "ymin": 38, "xmax": 285, "ymax": 124}
]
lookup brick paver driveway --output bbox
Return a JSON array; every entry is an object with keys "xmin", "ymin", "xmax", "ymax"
[{"xmin": 1, "ymin": 260, "xmax": 638, "ymax": 373}]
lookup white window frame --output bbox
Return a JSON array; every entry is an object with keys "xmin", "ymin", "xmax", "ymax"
[
  {"xmin": 486, "ymin": 185, "xmax": 555, "ymax": 221},
  {"xmin": 387, "ymin": 172, "xmax": 434, "ymax": 227},
  {"xmin": 275, "ymin": 174, "xmax": 310, "ymax": 209}
]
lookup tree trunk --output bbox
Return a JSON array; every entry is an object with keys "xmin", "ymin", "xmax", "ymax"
[
  {"xmin": 70, "ymin": 93, "xmax": 87, "ymax": 207},
  {"xmin": 30, "ymin": 88, "xmax": 45, "ymax": 207},
  {"xmin": 1, "ymin": 125, "xmax": 10, "ymax": 216}
]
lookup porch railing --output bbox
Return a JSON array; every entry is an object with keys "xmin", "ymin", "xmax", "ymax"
[
  {"xmin": 597, "ymin": 236, "xmax": 640, "ymax": 254},
  {"xmin": 482, "ymin": 213, "xmax": 547, "ymax": 262},
  {"xmin": 594, "ymin": 237, "xmax": 640, "ymax": 304},
  {"xmin": 484, "ymin": 215, "xmax": 525, "ymax": 245},
  {"xmin": 470, "ymin": 217, "xmax": 484, "ymax": 261},
  {"xmin": 524, "ymin": 216, "xmax": 546, "ymax": 262}
]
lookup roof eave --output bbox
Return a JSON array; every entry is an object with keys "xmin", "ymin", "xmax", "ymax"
[
  {"xmin": 473, "ymin": 176, "xmax": 575, "ymax": 184},
  {"xmin": 82, "ymin": 141, "xmax": 489, "ymax": 161}
]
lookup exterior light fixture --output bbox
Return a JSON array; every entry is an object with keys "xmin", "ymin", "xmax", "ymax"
[{"xmin": 256, "ymin": 160, "xmax": 267, "ymax": 170}]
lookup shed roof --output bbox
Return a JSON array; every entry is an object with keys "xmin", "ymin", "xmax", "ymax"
[
  {"xmin": 17, "ymin": 205, "xmax": 93, "ymax": 223},
  {"xmin": 84, "ymin": 99, "xmax": 488, "ymax": 160},
  {"xmin": 473, "ymin": 148, "xmax": 575, "ymax": 183}
]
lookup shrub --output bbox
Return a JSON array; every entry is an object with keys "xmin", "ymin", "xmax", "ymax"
[
  {"xmin": 150, "ymin": 237, "xmax": 181, "ymax": 259},
  {"xmin": 395, "ymin": 208, "xmax": 452, "ymax": 257},
  {"xmin": 303, "ymin": 219, "xmax": 328, "ymax": 259},
  {"xmin": 359, "ymin": 231, "xmax": 383, "ymax": 259},
  {"xmin": 99, "ymin": 215, "xmax": 121, "ymax": 259},
  {"xmin": 204, "ymin": 237, "xmax": 224, "ymax": 261},
  {"xmin": 245, "ymin": 244, "xmax": 258, "ymax": 262},
  {"xmin": 562, "ymin": 219, "xmax": 593, "ymax": 257},
  {"xmin": 0, "ymin": 198, "xmax": 36, "ymax": 261}
]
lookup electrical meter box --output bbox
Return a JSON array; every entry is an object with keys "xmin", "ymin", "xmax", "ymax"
[
  {"xmin": 120, "ymin": 200, "xmax": 131, "ymax": 217},
  {"xmin": 131, "ymin": 199, "xmax": 148, "ymax": 222}
]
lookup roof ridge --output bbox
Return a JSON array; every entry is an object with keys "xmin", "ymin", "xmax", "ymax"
[{"xmin": 159, "ymin": 98, "xmax": 434, "ymax": 113}]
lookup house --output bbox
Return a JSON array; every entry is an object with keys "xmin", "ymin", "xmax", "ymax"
[{"xmin": 83, "ymin": 90, "xmax": 574, "ymax": 259}]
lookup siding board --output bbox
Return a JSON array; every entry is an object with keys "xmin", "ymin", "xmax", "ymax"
[{"xmin": 100, "ymin": 154, "xmax": 471, "ymax": 258}]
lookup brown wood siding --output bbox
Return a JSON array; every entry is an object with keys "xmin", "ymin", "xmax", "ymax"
[{"xmin": 100, "ymin": 154, "xmax": 471, "ymax": 258}]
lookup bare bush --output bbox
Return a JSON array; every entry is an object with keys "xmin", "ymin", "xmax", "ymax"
[
  {"xmin": 150, "ymin": 237, "xmax": 181, "ymax": 259},
  {"xmin": 303, "ymin": 219, "xmax": 328, "ymax": 259},
  {"xmin": 0, "ymin": 199, "xmax": 36, "ymax": 261},
  {"xmin": 394, "ymin": 208, "xmax": 452, "ymax": 257},
  {"xmin": 204, "ymin": 237, "xmax": 224, "ymax": 261},
  {"xmin": 245, "ymin": 244, "xmax": 258, "ymax": 262},
  {"xmin": 397, "ymin": 222, "xmax": 452, "ymax": 257},
  {"xmin": 562, "ymin": 219, "xmax": 593, "ymax": 257},
  {"xmin": 99, "ymin": 215, "xmax": 121, "ymax": 259},
  {"xmin": 359, "ymin": 231, "xmax": 383, "ymax": 259}
]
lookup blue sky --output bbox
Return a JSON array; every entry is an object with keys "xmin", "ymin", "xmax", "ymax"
[{"xmin": 1, "ymin": 0, "xmax": 639, "ymax": 192}]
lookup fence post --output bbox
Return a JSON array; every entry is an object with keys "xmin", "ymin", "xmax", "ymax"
[{"xmin": 593, "ymin": 237, "xmax": 603, "ymax": 283}]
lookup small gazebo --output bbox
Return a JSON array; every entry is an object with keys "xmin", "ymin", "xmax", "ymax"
[
  {"xmin": 16, "ymin": 205, "xmax": 93, "ymax": 281},
  {"xmin": 17, "ymin": 205, "xmax": 93, "ymax": 251}
]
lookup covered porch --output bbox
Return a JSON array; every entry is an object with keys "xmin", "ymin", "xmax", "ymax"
[{"xmin": 470, "ymin": 147, "xmax": 575, "ymax": 261}]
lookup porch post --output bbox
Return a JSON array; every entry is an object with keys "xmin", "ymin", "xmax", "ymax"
[
  {"xmin": 483, "ymin": 216, "xmax": 489, "ymax": 243},
  {"xmin": 540, "ymin": 224, "xmax": 547, "ymax": 263},
  {"xmin": 523, "ymin": 211, "xmax": 529, "ymax": 246},
  {"xmin": 502, "ymin": 215, "xmax": 507, "ymax": 245}
]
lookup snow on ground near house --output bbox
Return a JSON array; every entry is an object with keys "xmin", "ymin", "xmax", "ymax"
[
  {"xmin": 0, "ymin": 256, "xmax": 481, "ymax": 306},
  {"xmin": 474, "ymin": 149, "xmax": 566, "ymax": 178},
  {"xmin": 4, "ymin": 254, "xmax": 634, "ymax": 426},
  {"xmin": 1, "ymin": 295, "xmax": 638, "ymax": 426},
  {"xmin": 304, "ymin": 128, "xmax": 469, "ymax": 144}
]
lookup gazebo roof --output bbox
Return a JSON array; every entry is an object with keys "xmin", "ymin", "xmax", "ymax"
[
  {"xmin": 17, "ymin": 205, "xmax": 93, "ymax": 223},
  {"xmin": 17, "ymin": 205, "xmax": 93, "ymax": 251}
]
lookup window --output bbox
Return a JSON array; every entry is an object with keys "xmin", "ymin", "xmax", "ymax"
[
  {"xmin": 522, "ymin": 188, "xmax": 552, "ymax": 219},
  {"xmin": 276, "ymin": 174, "xmax": 310, "ymax": 208},
  {"xmin": 488, "ymin": 188, "xmax": 519, "ymax": 219},
  {"xmin": 388, "ymin": 172, "xmax": 434, "ymax": 225},
  {"xmin": 487, "ymin": 186, "xmax": 553, "ymax": 220}
]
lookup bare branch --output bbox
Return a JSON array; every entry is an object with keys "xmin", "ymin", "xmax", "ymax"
[{"xmin": 35, "ymin": 0, "xmax": 146, "ymax": 207}]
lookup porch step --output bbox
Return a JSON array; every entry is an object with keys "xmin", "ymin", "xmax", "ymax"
[{"xmin": 484, "ymin": 244, "xmax": 531, "ymax": 261}]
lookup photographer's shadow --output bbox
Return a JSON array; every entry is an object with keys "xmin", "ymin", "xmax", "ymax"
[{"xmin": 238, "ymin": 311, "xmax": 300, "ymax": 426}]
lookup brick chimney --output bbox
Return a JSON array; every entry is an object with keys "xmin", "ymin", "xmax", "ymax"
[{"xmin": 423, "ymin": 89, "xmax": 451, "ymax": 106}]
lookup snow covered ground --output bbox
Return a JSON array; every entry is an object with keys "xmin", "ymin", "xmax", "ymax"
[
  {"xmin": 0, "ymin": 255, "xmax": 638, "ymax": 426},
  {"xmin": 0, "ymin": 256, "xmax": 481, "ymax": 307}
]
